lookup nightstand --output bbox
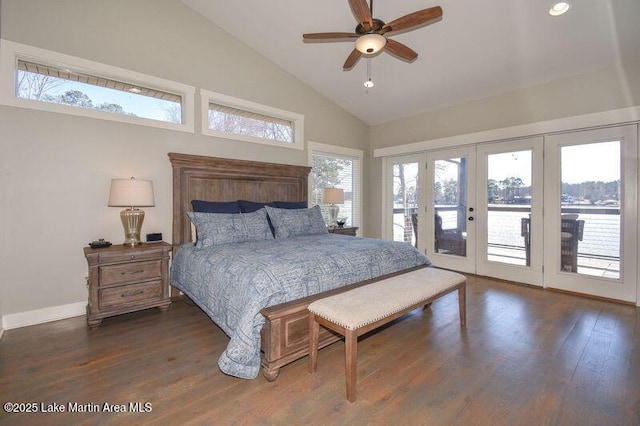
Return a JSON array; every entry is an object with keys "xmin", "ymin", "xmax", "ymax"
[
  {"xmin": 328, "ymin": 226, "xmax": 359, "ymax": 236},
  {"xmin": 84, "ymin": 242, "xmax": 172, "ymax": 328}
]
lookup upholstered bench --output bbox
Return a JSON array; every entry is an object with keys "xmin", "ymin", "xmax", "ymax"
[{"xmin": 307, "ymin": 267, "xmax": 466, "ymax": 402}]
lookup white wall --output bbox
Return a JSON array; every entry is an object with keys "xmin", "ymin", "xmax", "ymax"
[
  {"xmin": 0, "ymin": 0, "xmax": 368, "ymax": 324},
  {"xmin": 364, "ymin": 60, "xmax": 640, "ymax": 238}
]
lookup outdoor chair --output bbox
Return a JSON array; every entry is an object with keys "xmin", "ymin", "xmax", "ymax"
[{"xmin": 521, "ymin": 216, "xmax": 584, "ymax": 272}]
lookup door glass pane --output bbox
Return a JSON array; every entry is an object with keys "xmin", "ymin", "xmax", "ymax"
[
  {"xmin": 392, "ymin": 162, "xmax": 419, "ymax": 246},
  {"xmin": 560, "ymin": 141, "xmax": 620, "ymax": 278},
  {"xmin": 487, "ymin": 150, "xmax": 532, "ymax": 266},
  {"xmin": 433, "ymin": 158, "xmax": 467, "ymax": 256}
]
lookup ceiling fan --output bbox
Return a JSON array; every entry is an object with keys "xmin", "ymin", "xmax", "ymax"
[{"xmin": 303, "ymin": 0, "xmax": 443, "ymax": 70}]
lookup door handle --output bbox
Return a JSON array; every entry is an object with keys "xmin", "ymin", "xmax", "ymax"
[{"xmin": 468, "ymin": 217, "xmax": 474, "ymax": 221}]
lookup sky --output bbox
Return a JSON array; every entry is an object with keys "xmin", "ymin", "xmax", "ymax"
[{"xmin": 397, "ymin": 140, "xmax": 621, "ymax": 194}]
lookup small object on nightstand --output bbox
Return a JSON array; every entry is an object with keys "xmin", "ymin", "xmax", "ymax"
[
  {"xmin": 146, "ymin": 232, "xmax": 163, "ymax": 242},
  {"xmin": 328, "ymin": 226, "xmax": 358, "ymax": 236},
  {"xmin": 84, "ymin": 241, "xmax": 172, "ymax": 328},
  {"xmin": 336, "ymin": 217, "xmax": 347, "ymax": 228},
  {"xmin": 89, "ymin": 239, "xmax": 112, "ymax": 249}
]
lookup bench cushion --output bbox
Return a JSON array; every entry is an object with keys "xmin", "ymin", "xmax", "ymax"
[{"xmin": 307, "ymin": 267, "xmax": 465, "ymax": 331}]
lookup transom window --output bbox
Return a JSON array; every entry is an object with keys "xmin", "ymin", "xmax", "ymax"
[
  {"xmin": 16, "ymin": 59, "xmax": 183, "ymax": 123},
  {"xmin": 201, "ymin": 89, "xmax": 304, "ymax": 150},
  {"xmin": 208, "ymin": 102, "xmax": 293, "ymax": 144},
  {"xmin": 0, "ymin": 39, "xmax": 195, "ymax": 132}
]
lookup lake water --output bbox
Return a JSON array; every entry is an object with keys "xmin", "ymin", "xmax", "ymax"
[{"xmin": 394, "ymin": 209, "xmax": 621, "ymax": 260}]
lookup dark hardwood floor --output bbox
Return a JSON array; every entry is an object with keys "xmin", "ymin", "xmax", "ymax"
[{"xmin": 1, "ymin": 275, "xmax": 639, "ymax": 425}]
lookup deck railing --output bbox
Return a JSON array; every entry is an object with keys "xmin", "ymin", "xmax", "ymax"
[{"xmin": 392, "ymin": 205, "xmax": 621, "ymax": 277}]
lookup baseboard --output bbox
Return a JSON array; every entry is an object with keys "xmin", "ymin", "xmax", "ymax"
[{"xmin": 2, "ymin": 301, "xmax": 86, "ymax": 330}]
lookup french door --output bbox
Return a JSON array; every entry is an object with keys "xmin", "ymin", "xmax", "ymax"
[
  {"xmin": 544, "ymin": 126, "xmax": 637, "ymax": 302},
  {"xmin": 425, "ymin": 147, "xmax": 476, "ymax": 273},
  {"xmin": 475, "ymin": 137, "xmax": 544, "ymax": 286},
  {"xmin": 384, "ymin": 125, "xmax": 638, "ymax": 303},
  {"xmin": 385, "ymin": 154, "xmax": 426, "ymax": 250}
]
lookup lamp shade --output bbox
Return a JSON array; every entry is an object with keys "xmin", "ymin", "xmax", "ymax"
[
  {"xmin": 108, "ymin": 177, "xmax": 155, "ymax": 207},
  {"xmin": 355, "ymin": 33, "xmax": 387, "ymax": 54},
  {"xmin": 323, "ymin": 187, "xmax": 344, "ymax": 204}
]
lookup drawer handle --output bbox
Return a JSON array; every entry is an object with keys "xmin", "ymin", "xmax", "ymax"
[
  {"xmin": 121, "ymin": 269, "xmax": 144, "ymax": 275},
  {"xmin": 122, "ymin": 289, "xmax": 145, "ymax": 297}
]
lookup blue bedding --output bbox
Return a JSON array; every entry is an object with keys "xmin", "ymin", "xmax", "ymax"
[{"xmin": 170, "ymin": 234, "xmax": 430, "ymax": 379}]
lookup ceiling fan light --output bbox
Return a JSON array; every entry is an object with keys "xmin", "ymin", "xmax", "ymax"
[
  {"xmin": 364, "ymin": 79, "xmax": 374, "ymax": 88},
  {"xmin": 355, "ymin": 34, "xmax": 387, "ymax": 54},
  {"xmin": 549, "ymin": 1, "xmax": 570, "ymax": 16}
]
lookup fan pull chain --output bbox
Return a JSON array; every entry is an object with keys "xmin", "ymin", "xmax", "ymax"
[{"xmin": 364, "ymin": 58, "xmax": 374, "ymax": 91}]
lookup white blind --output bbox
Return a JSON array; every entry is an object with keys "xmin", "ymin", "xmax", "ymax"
[{"xmin": 311, "ymin": 151, "xmax": 361, "ymax": 228}]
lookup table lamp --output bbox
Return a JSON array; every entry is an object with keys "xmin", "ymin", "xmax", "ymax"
[
  {"xmin": 322, "ymin": 187, "xmax": 344, "ymax": 229},
  {"xmin": 108, "ymin": 177, "xmax": 155, "ymax": 246}
]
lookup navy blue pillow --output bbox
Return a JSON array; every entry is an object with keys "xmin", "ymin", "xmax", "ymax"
[
  {"xmin": 238, "ymin": 200, "xmax": 277, "ymax": 213},
  {"xmin": 191, "ymin": 200, "xmax": 241, "ymax": 214},
  {"xmin": 274, "ymin": 201, "xmax": 308, "ymax": 209}
]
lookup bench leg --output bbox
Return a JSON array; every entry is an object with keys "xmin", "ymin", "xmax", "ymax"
[
  {"xmin": 345, "ymin": 329, "xmax": 358, "ymax": 402},
  {"xmin": 308, "ymin": 313, "xmax": 319, "ymax": 373},
  {"xmin": 458, "ymin": 283, "xmax": 466, "ymax": 327}
]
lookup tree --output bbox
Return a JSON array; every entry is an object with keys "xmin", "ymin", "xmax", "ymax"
[
  {"xmin": 487, "ymin": 179, "xmax": 500, "ymax": 203},
  {"xmin": 54, "ymin": 90, "xmax": 93, "ymax": 108},
  {"xmin": 441, "ymin": 179, "xmax": 458, "ymax": 204},
  {"xmin": 95, "ymin": 102, "xmax": 137, "ymax": 117},
  {"xmin": 163, "ymin": 103, "xmax": 182, "ymax": 124},
  {"xmin": 16, "ymin": 71, "xmax": 65, "ymax": 101},
  {"xmin": 499, "ymin": 177, "xmax": 524, "ymax": 202}
]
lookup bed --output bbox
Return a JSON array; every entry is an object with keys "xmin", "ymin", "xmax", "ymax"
[{"xmin": 168, "ymin": 153, "xmax": 430, "ymax": 380}]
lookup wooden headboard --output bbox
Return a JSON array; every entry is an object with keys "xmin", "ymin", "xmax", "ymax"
[{"xmin": 169, "ymin": 152, "xmax": 311, "ymax": 247}]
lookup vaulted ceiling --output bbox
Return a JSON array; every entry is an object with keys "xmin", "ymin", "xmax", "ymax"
[{"xmin": 182, "ymin": 0, "xmax": 640, "ymax": 126}]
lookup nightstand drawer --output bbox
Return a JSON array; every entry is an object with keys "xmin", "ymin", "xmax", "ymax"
[
  {"xmin": 97, "ymin": 249, "xmax": 163, "ymax": 264},
  {"xmin": 99, "ymin": 260, "xmax": 162, "ymax": 287},
  {"xmin": 99, "ymin": 280, "xmax": 162, "ymax": 309}
]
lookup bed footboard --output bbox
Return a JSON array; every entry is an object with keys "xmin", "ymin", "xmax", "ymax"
[{"xmin": 259, "ymin": 265, "xmax": 426, "ymax": 381}]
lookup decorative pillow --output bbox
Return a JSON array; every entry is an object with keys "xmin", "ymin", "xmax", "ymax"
[
  {"xmin": 238, "ymin": 200, "xmax": 277, "ymax": 213},
  {"xmin": 265, "ymin": 205, "xmax": 328, "ymax": 239},
  {"xmin": 274, "ymin": 201, "xmax": 308, "ymax": 209},
  {"xmin": 188, "ymin": 208, "xmax": 273, "ymax": 249},
  {"xmin": 191, "ymin": 200, "xmax": 241, "ymax": 214}
]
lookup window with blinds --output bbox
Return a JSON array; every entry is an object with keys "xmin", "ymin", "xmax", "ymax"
[
  {"xmin": 311, "ymin": 151, "xmax": 361, "ymax": 228},
  {"xmin": 201, "ymin": 89, "xmax": 304, "ymax": 150},
  {"xmin": 0, "ymin": 40, "xmax": 195, "ymax": 132}
]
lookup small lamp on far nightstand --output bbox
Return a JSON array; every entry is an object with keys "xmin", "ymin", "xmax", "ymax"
[
  {"xmin": 108, "ymin": 177, "xmax": 155, "ymax": 246},
  {"xmin": 323, "ymin": 187, "xmax": 344, "ymax": 229}
]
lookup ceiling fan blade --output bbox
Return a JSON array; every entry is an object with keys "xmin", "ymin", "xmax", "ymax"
[
  {"xmin": 381, "ymin": 6, "xmax": 443, "ymax": 34},
  {"xmin": 384, "ymin": 39, "xmax": 418, "ymax": 62},
  {"xmin": 343, "ymin": 49, "xmax": 362, "ymax": 70},
  {"xmin": 303, "ymin": 32, "xmax": 359, "ymax": 41},
  {"xmin": 348, "ymin": 0, "xmax": 373, "ymax": 29}
]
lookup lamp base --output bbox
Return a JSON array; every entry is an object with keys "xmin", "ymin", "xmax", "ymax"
[
  {"xmin": 120, "ymin": 208, "xmax": 145, "ymax": 246},
  {"xmin": 328, "ymin": 204, "xmax": 339, "ymax": 229}
]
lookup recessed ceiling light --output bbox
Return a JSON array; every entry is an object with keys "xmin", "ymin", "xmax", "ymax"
[{"xmin": 549, "ymin": 1, "xmax": 571, "ymax": 16}]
